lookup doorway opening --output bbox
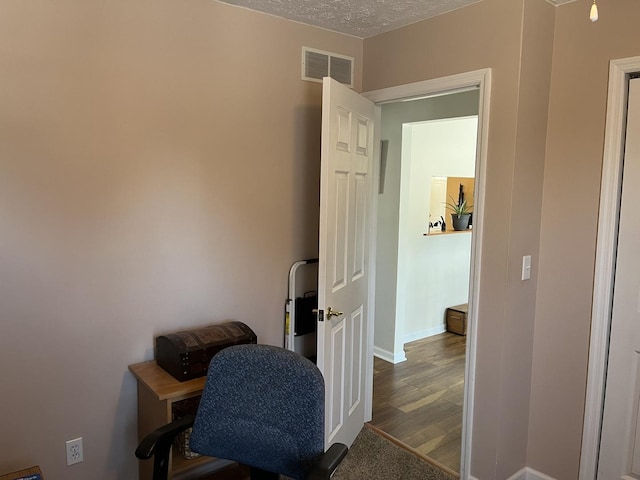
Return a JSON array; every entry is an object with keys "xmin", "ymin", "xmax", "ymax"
[
  {"xmin": 363, "ymin": 69, "xmax": 491, "ymax": 479},
  {"xmin": 371, "ymin": 92, "xmax": 478, "ymax": 474}
]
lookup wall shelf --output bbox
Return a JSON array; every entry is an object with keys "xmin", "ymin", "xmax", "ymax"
[{"xmin": 423, "ymin": 229, "xmax": 472, "ymax": 237}]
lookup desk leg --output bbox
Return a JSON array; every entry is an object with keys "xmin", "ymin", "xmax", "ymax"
[{"xmin": 137, "ymin": 385, "xmax": 172, "ymax": 480}]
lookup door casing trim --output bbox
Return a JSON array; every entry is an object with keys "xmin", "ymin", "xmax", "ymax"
[
  {"xmin": 580, "ymin": 56, "xmax": 640, "ymax": 480},
  {"xmin": 363, "ymin": 68, "xmax": 492, "ymax": 480}
]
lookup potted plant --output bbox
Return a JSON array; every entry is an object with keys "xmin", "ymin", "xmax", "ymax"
[{"xmin": 446, "ymin": 195, "xmax": 473, "ymax": 231}]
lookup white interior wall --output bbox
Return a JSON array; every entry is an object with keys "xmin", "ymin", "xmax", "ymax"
[{"xmin": 396, "ymin": 116, "xmax": 477, "ymax": 346}]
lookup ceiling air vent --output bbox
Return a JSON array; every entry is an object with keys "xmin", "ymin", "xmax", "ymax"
[{"xmin": 302, "ymin": 47, "xmax": 354, "ymax": 88}]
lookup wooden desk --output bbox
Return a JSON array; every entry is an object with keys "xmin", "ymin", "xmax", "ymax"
[{"xmin": 129, "ymin": 361, "xmax": 229, "ymax": 480}]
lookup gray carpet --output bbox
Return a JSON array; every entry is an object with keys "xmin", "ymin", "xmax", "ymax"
[{"xmin": 331, "ymin": 427, "xmax": 457, "ymax": 480}]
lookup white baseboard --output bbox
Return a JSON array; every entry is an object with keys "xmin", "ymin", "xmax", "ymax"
[
  {"xmin": 468, "ymin": 467, "xmax": 556, "ymax": 480},
  {"xmin": 403, "ymin": 324, "xmax": 446, "ymax": 344},
  {"xmin": 505, "ymin": 467, "xmax": 557, "ymax": 480},
  {"xmin": 373, "ymin": 326, "xmax": 446, "ymax": 364},
  {"xmin": 373, "ymin": 345, "xmax": 406, "ymax": 364}
]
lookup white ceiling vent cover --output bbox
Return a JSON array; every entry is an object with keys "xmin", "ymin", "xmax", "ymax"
[{"xmin": 302, "ymin": 47, "xmax": 354, "ymax": 88}]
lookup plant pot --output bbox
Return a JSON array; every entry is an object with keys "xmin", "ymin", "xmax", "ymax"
[{"xmin": 451, "ymin": 213, "xmax": 471, "ymax": 231}]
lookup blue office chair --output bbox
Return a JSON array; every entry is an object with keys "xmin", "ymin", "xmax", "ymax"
[{"xmin": 135, "ymin": 344, "xmax": 348, "ymax": 480}]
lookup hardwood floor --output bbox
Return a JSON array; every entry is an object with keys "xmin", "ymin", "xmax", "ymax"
[{"xmin": 370, "ymin": 332, "xmax": 466, "ymax": 473}]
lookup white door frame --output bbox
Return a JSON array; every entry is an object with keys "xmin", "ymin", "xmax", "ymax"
[
  {"xmin": 363, "ymin": 68, "xmax": 491, "ymax": 480},
  {"xmin": 580, "ymin": 56, "xmax": 640, "ymax": 480}
]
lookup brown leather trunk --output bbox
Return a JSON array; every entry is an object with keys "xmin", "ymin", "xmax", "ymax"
[{"xmin": 155, "ymin": 321, "xmax": 257, "ymax": 382}]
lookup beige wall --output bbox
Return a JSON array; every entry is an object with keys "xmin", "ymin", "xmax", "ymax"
[
  {"xmin": 367, "ymin": 0, "xmax": 640, "ymax": 477},
  {"xmin": 529, "ymin": 0, "xmax": 640, "ymax": 477},
  {"xmin": 0, "ymin": 0, "xmax": 362, "ymax": 477},
  {"xmin": 499, "ymin": 0, "xmax": 555, "ymax": 477},
  {"xmin": 364, "ymin": 0, "xmax": 553, "ymax": 478},
  {"xmin": 5, "ymin": 0, "xmax": 640, "ymax": 477}
]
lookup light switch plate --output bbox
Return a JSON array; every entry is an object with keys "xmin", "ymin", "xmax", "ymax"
[{"xmin": 522, "ymin": 255, "xmax": 532, "ymax": 281}]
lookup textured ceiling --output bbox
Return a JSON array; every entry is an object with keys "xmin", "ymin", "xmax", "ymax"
[
  {"xmin": 218, "ymin": 0, "xmax": 483, "ymax": 38},
  {"xmin": 218, "ymin": 0, "xmax": 578, "ymax": 39}
]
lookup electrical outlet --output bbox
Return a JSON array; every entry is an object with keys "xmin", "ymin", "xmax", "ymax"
[{"xmin": 65, "ymin": 437, "xmax": 83, "ymax": 465}]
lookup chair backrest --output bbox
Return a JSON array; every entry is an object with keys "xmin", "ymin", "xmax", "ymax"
[{"xmin": 190, "ymin": 344, "xmax": 325, "ymax": 480}]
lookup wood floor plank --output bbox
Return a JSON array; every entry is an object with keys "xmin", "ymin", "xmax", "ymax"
[
  {"xmin": 370, "ymin": 332, "xmax": 465, "ymax": 474},
  {"xmin": 428, "ymin": 439, "xmax": 463, "ymax": 472}
]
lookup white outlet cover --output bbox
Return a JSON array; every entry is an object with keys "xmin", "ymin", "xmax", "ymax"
[{"xmin": 65, "ymin": 437, "xmax": 83, "ymax": 465}]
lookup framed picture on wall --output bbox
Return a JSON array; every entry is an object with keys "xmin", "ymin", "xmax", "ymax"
[{"xmin": 0, "ymin": 466, "xmax": 43, "ymax": 480}]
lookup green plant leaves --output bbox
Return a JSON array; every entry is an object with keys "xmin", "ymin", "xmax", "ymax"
[{"xmin": 445, "ymin": 195, "xmax": 473, "ymax": 215}]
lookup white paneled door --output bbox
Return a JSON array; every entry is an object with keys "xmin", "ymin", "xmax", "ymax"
[
  {"xmin": 317, "ymin": 78, "xmax": 376, "ymax": 448},
  {"xmin": 598, "ymin": 78, "xmax": 640, "ymax": 479}
]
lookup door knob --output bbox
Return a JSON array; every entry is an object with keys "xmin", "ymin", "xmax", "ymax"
[{"xmin": 312, "ymin": 307, "xmax": 344, "ymax": 321}]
